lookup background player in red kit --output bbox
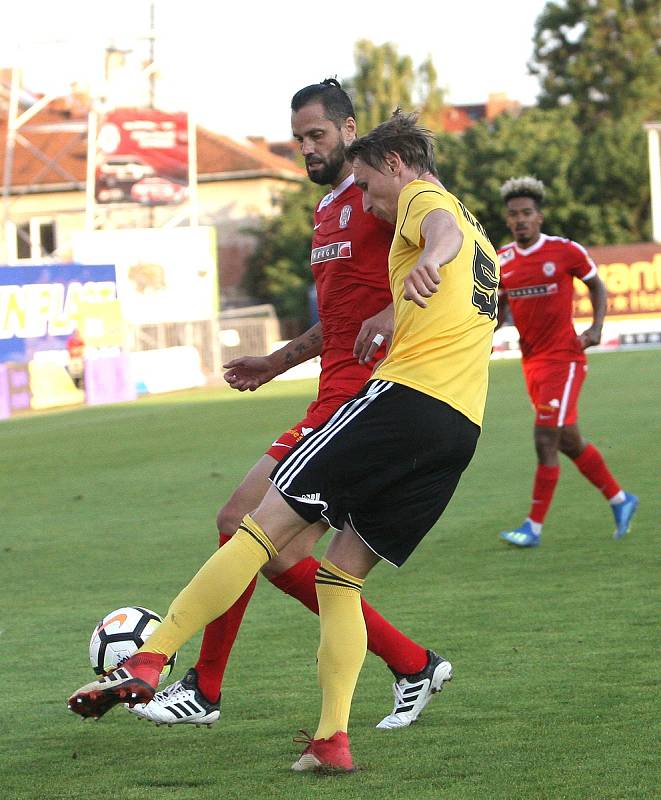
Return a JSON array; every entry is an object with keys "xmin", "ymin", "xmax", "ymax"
[
  {"xmin": 128, "ymin": 80, "xmax": 452, "ymax": 728},
  {"xmin": 497, "ymin": 176, "xmax": 638, "ymax": 548}
]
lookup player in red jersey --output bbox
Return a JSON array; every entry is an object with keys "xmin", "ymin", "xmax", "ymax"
[
  {"xmin": 127, "ymin": 80, "xmax": 452, "ymax": 730},
  {"xmin": 497, "ymin": 176, "xmax": 638, "ymax": 547}
]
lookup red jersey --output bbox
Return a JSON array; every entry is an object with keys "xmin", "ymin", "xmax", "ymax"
[
  {"xmin": 309, "ymin": 174, "xmax": 393, "ymax": 412},
  {"xmin": 498, "ymin": 234, "xmax": 597, "ymax": 362},
  {"xmin": 66, "ymin": 332, "xmax": 85, "ymax": 359}
]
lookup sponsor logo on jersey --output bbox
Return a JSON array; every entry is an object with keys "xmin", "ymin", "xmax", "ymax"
[
  {"xmin": 311, "ymin": 241, "xmax": 352, "ymax": 264},
  {"xmin": 549, "ymin": 398, "xmax": 560, "ymax": 408},
  {"xmin": 498, "ymin": 248, "xmax": 516, "ymax": 265},
  {"xmin": 339, "ymin": 204, "xmax": 352, "ymax": 229},
  {"xmin": 543, "ymin": 261, "xmax": 556, "ymax": 276},
  {"xmin": 507, "ymin": 283, "xmax": 558, "ymax": 299}
]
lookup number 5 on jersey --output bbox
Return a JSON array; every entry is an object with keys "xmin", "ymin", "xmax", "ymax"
[{"xmin": 472, "ymin": 242, "xmax": 498, "ymax": 320}]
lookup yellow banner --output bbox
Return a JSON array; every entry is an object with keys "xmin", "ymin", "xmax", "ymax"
[{"xmin": 574, "ymin": 249, "xmax": 661, "ymax": 321}]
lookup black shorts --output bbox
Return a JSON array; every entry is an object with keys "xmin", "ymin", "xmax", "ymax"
[{"xmin": 270, "ymin": 380, "xmax": 480, "ymax": 566}]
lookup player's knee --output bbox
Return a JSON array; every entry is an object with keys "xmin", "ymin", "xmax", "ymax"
[
  {"xmin": 260, "ymin": 548, "xmax": 306, "ymax": 580},
  {"xmin": 216, "ymin": 501, "xmax": 244, "ymax": 537},
  {"xmin": 260, "ymin": 558, "xmax": 288, "ymax": 581},
  {"xmin": 559, "ymin": 432, "xmax": 585, "ymax": 459},
  {"xmin": 534, "ymin": 427, "xmax": 560, "ymax": 461}
]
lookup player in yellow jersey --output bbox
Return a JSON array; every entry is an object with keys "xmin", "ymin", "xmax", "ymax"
[{"xmin": 67, "ymin": 112, "xmax": 498, "ymax": 774}]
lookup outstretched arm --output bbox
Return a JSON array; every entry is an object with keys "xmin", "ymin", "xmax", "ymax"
[
  {"xmin": 403, "ymin": 209, "xmax": 464, "ymax": 308},
  {"xmin": 224, "ymin": 323, "xmax": 323, "ymax": 392}
]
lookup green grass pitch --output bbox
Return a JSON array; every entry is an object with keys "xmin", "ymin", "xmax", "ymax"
[{"xmin": 0, "ymin": 350, "xmax": 658, "ymax": 799}]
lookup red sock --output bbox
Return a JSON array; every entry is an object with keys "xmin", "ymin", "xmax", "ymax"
[
  {"xmin": 125, "ymin": 652, "xmax": 167, "ymax": 689},
  {"xmin": 529, "ymin": 464, "xmax": 560, "ymax": 524},
  {"xmin": 194, "ymin": 532, "xmax": 257, "ymax": 703},
  {"xmin": 572, "ymin": 443, "xmax": 621, "ymax": 500},
  {"xmin": 269, "ymin": 556, "xmax": 428, "ymax": 675}
]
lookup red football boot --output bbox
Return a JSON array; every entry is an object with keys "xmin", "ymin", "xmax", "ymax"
[
  {"xmin": 291, "ymin": 730, "xmax": 355, "ymax": 773},
  {"xmin": 67, "ymin": 652, "xmax": 166, "ymax": 720}
]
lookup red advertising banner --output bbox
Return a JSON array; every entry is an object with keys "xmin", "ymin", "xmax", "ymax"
[
  {"xmin": 573, "ymin": 242, "xmax": 661, "ymax": 320},
  {"xmin": 95, "ymin": 108, "xmax": 188, "ymax": 205}
]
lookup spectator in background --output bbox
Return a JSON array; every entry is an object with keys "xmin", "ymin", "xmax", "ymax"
[{"xmin": 66, "ymin": 328, "xmax": 85, "ymax": 389}]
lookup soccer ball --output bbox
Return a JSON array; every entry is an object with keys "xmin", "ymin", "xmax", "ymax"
[{"xmin": 89, "ymin": 606, "xmax": 177, "ymax": 684}]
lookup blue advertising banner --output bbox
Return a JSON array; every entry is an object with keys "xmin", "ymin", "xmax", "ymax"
[{"xmin": 0, "ymin": 263, "xmax": 117, "ymax": 363}]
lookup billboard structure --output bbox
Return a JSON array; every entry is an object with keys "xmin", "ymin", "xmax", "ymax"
[
  {"xmin": 72, "ymin": 227, "xmax": 217, "ymax": 325},
  {"xmin": 73, "ymin": 226, "xmax": 221, "ymax": 378},
  {"xmin": 573, "ymin": 243, "xmax": 661, "ymax": 320},
  {"xmin": 95, "ymin": 108, "xmax": 189, "ymax": 206},
  {"xmin": 0, "ymin": 263, "xmax": 118, "ymax": 363}
]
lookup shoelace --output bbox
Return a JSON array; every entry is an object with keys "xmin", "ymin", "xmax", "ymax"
[
  {"xmin": 392, "ymin": 679, "xmax": 422, "ymax": 713},
  {"xmin": 293, "ymin": 729, "xmax": 314, "ymax": 747},
  {"xmin": 154, "ymin": 680, "xmax": 185, "ymax": 702},
  {"xmin": 392, "ymin": 681, "xmax": 408, "ymax": 712}
]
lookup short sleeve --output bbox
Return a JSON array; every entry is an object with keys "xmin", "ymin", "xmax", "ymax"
[
  {"xmin": 399, "ymin": 188, "xmax": 455, "ymax": 248},
  {"xmin": 567, "ymin": 240, "xmax": 597, "ymax": 282}
]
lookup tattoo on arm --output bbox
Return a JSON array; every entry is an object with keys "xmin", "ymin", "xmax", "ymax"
[{"xmin": 279, "ymin": 324, "xmax": 323, "ymax": 370}]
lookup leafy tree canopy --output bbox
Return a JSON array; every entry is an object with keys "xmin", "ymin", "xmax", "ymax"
[
  {"xmin": 437, "ymin": 106, "xmax": 650, "ymax": 246},
  {"xmin": 530, "ymin": 0, "xmax": 661, "ymax": 129},
  {"xmin": 345, "ymin": 40, "xmax": 445, "ymax": 130}
]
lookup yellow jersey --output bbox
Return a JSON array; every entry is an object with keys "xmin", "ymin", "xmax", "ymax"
[{"xmin": 373, "ymin": 179, "xmax": 498, "ymax": 426}]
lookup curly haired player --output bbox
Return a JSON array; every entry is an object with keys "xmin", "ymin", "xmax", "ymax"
[{"xmin": 497, "ymin": 176, "xmax": 638, "ymax": 547}]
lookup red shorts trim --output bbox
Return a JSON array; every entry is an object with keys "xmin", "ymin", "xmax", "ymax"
[
  {"xmin": 266, "ymin": 422, "xmax": 313, "ymax": 461},
  {"xmin": 265, "ymin": 398, "xmax": 345, "ymax": 461},
  {"xmin": 523, "ymin": 359, "xmax": 587, "ymax": 428}
]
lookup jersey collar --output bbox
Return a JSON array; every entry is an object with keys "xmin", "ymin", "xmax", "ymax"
[
  {"xmin": 514, "ymin": 233, "xmax": 547, "ymax": 256},
  {"xmin": 317, "ymin": 173, "xmax": 355, "ymax": 212},
  {"xmin": 332, "ymin": 172, "xmax": 355, "ymax": 200}
]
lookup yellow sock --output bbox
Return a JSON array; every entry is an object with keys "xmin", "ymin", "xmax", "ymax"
[
  {"xmin": 314, "ymin": 558, "xmax": 366, "ymax": 740},
  {"xmin": 141, "ymin": 515, "xmax": 277, "ymax": 658}
]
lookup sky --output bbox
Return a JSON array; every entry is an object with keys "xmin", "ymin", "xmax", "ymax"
[{"xmin": 2, "ymin": 0, "xmax": 550, "ymax": 141}]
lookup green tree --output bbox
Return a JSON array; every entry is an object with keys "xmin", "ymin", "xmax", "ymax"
[
  {"xmin": 345, "ymin": 41, "xmax": 445, "ymax": 130},
  {"xmin": 530, "ymin": 0, "xmax": 661, "ymax": 129},
  {"xmin": 436, "ymin": 106, "xmax": 650, "ymax": 247},
  {"xmin": 346, "ymin": 40, "xmax": 415, "ymax": 130},
  {"xmin": 437, "ymin": 108, "xmax": 584, "ymax": 246},
  {"xmin": 569, "ymin": 114, "xmax": 651, "ymax": 243},
  {"xmin": 243, "ymin": 178, "xmax": 320, "ymax": 321},
  {"xmin": 416, "ymin": 56, "xmax": 446, "ymax": 128}
]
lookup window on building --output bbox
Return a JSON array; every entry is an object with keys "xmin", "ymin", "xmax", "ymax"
[
  {"xmin": 11, "ymin": 218, "xmax": 57, "ymax": 260},
  {"xmin": 16, "ymin": 222, "xmax": 31, "ymax": 259}
]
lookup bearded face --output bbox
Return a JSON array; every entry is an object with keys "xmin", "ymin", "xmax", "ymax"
[{"xmin": 305, "ymin": 135, "xmax": 346, "ymax": 186}]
